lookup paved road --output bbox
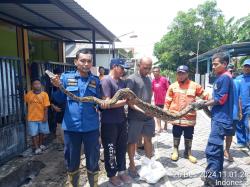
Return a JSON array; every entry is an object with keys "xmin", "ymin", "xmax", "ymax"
[
  {"xmin": 98, "ymin": 111, "xmax": 250, "ymax": 187},
  {"xmin": 1, "ymin": 111, "xmax": 249, "ymax": 186}
]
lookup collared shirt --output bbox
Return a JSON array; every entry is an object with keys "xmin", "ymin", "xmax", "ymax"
[
  {"xmin": 54, "ymin": 71, "xmax": 101, "ymax": 132},
  {"xmin": 152, "ymin": 76, "xmax": 169, "ymax": 105},
  {"xmin": 211, "ymin": 71, "xmax": 234, "ymax": 124},
  {"xmin": 236, "ymin": 74, "xmax": 250, "ymax": 112}
]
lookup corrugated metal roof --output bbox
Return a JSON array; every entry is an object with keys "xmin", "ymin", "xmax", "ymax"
[
  {"xmin": 0, "ymin": 0, "xmax": 118, "ymax": 43},
  {"xmin": 189, "ymin": 42, "xmax": 250, "ymax": 63}
]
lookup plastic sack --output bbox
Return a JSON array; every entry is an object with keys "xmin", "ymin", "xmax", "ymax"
[{"xmin": 138, "ymin": 157, "xmax": 166, "ymax": 184}]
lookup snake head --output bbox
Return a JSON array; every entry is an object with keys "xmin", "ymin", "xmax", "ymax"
[{"xmin": 45, "ymin": 70, "xmax": 56, "ymax": 79}]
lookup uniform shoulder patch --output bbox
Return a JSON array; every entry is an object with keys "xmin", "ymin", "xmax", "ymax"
[
  {"xmin": 89, "ymin": 79, "xmax": 97, "ymax": 88},
  {"xmin": 91, "ymin": 74, "xmax": 100, "ymax": 83},
  {"xmin": 67, "ymin": 77, "xmax": 78, "ymax": 86},
  {"xmin": 91, "ymin": 75, "xmax": 100, "ymax": 82}
]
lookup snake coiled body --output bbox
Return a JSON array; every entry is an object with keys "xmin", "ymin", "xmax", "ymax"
[{"xmin": 46, "ymin": 70, "xmax": 206, "ymax": 121}]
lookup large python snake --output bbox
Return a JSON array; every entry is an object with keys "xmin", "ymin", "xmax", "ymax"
[{"xmin": 45, "ymin": 70, "xmax": 208, "ymax": 121}]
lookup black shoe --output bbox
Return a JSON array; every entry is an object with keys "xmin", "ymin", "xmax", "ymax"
[{"xmin": 201, "ymin": 176, "xmax": 217, "ymax": 187}]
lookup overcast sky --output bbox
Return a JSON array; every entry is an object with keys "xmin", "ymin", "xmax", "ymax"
[{"xmin": 75, "ymin": 0, "xmax": 250, "ymax": 60}]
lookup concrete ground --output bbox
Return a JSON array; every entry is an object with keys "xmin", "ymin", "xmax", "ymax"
[
  {"xmin": 0, "ymin": 142, "xmax": 66, "ymax": 187},
  {"xmin": 98, "ymin": 111, "xmax": 250, "ymax": 187},
  {"xmin": 1, "ymin": 111, "xmax": 250, "ymax": 187}
]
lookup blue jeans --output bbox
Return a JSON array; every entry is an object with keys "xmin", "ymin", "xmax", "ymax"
[
  {"xmin": 28, "ymin": 121, "xmax": 50, "ymax": 136},
  {"xmin": 64, "ymin": 130, "xmax": 100, "ymax": 173}
]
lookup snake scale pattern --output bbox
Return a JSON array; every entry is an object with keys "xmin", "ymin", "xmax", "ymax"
[{"xmin": 45, "ymin": 70, "xmax": 208, "ymax": 121}]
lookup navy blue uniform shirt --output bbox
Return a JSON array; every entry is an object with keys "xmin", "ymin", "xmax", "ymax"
[
  {"xmin": 237, "ymin": 74, "xmax": 250, "ymax": 112},
  {"xmin": 54, "ymin": 71, "xmax": 101, "ymax": 132},
  {"xmin": 211, "ymin": 71, "xmax": 234, "ymax": 125}
]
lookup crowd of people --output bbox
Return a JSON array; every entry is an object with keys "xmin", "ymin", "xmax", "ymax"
[{"xmin": 24, "ymin": 49, "xmax": 250, "ymax": 187}]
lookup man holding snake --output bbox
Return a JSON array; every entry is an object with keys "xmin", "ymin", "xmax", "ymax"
[{"xmin": 51, "ymin": 49, "xmax": 108, "ymax": 187}]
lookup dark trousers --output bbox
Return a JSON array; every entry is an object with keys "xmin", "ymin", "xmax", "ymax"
[
  {"xmin": 64, "ymin": 130, "xmax": 100, "ymax": 172},
  {"xmin": 236, "ymin": 110, "xmax": 250, "ymax": 146},
  {"xmin": 205, "ymin": 142, "xmax": 224, "ymax": 181},
  {"xmin": 205, "ymin": 120, "xmax": 227, "ymax": 182},
  {"xmin": 172, "ymin": 125, "xmax": 194, "ymax": 139},
  {"xmin": 101, "ymin": 121, "xmax": 128, "ymax": 177},
  {"xmin": 48, "ymin": 108, "xmax": 57, "ymax": 134}
]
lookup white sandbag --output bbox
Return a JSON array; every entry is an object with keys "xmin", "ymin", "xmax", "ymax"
[{"xmin": 138, "ymin": 156, "xmax": 167, "ymax": 184}]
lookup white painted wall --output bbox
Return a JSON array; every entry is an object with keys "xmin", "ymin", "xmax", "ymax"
[{"xmin": 95, "ymin": 54, "xmax": 112, "ymax": 68}]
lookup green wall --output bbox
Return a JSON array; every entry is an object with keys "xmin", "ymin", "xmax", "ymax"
[
  {"xmin": 29, "ymin": 39, "xmax": 59, "ymax": 62},
  {"xmin": 0, "ymin": 25, "xmax": 18, "ymax": 57}
]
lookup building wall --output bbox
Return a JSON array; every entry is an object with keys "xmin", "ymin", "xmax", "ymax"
[
  {"xmin": 0, "ymin": 21, "xmax": 17, "ymax": 57},
  {"xmin": 29, "ymin": 38, "xmax": 59, "ymax": 62},
  {"xmin": 96, "ymin": 53, "xmax": 112, "ymax": 68},
  {"xmin": 0, "ymin": 20, "xmax": 64, "ymax": 164}
]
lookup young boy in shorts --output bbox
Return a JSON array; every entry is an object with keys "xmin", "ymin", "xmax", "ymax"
[{"xmin": 25, "ymin": 78, "xmax": 50, "ymax": 154}]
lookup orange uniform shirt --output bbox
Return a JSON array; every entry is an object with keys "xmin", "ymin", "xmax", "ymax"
[
  {"xmin": 165, "ymin": 80, "xmax": 209, "ymax": 126},
  {"xmin": 25, "ymin": 91, "xmax": 50, "ymax": 121}
]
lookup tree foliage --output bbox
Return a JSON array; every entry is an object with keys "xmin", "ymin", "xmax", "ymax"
[
  {"xmin": 154, "ymin": 0, "xmax": 250, "ymax": 74},
  {"xmin": 236, "ymin": 13, "xmax": 250, "ymax": 42}
]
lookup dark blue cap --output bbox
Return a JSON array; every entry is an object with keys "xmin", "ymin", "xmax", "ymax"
[
  {"xmin": 243, "ymin": 59, "xmax": 250, "ymax": 66},
  {"xmin": 177, "ymin": 65, "xmax": 189, "ymax": 72},
  {"xmin": 110, "ymin": 58, "xmax": 129, "ymax": 69}
]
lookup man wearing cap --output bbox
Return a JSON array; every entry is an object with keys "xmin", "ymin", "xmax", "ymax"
[
  {"xmin": 100, "ymin": 58, "xmax": 132, "ymax": 186},
  {"xmin": 165, "ymin": 65, "xmax": 209, "ymax": 164},
  {"xmin": 235, "ymin": 59, "xmax": 250, "ymax": 149},
  {"xmin": 126, "ymin": 57, "xmax": 155, "ymax": 178}
]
